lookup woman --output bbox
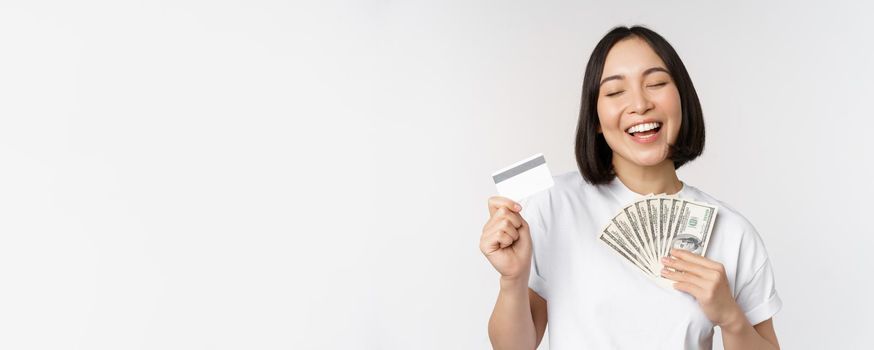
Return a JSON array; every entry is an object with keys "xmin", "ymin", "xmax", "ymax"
[{"xmin": 480, "ymin": 26, "xmax": 782, "ymax": 349}]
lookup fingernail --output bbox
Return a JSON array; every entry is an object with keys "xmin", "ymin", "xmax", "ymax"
[
  {"xmin": 514, "ymin": 204, "xmax": 521, "ymax": 211},
  {"xmin": 661, "ymin": 257, "xmax": 670, "ymax": 264}
]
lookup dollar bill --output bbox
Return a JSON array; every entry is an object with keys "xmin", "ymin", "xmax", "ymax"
[{"xmin": 667, "ymin": 200, "xmax": 718, "ymax": 257}]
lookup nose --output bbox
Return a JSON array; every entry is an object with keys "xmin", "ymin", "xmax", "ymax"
[{"xmin": 628, "ymin": 87, "xmax": 654, "ymax": 115}]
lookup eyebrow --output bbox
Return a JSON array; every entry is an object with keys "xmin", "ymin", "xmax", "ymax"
[{"xmin": 599, "ymin": 67, "xmax": 670, "ymax": 85}]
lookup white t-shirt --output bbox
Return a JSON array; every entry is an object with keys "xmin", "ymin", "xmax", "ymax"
[{"xmin": 521, "ymin": 170, "xmax": 782, "ymax": 350}]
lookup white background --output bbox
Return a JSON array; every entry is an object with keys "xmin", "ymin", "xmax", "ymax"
[{"xmin": 1, "ymin": 1, "xmax": 872, "ymax": 349}]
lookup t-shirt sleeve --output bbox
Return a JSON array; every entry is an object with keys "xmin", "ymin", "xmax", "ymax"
[
  {"xmin": 732, "ymin": 218, "xmax": 783, "ymax": 326},
  {"xmin": 519, "ymin": 192, "xmax": 550, "ymax": 300}
]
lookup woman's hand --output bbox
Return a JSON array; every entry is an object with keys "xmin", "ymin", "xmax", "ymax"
[
  {"xmin": 660, "ymin": 248, "xmax": 746, "ymax": 328},
  {"xmin": 480, "ymin": 196, "xmax": 532, "ymax": 283}
]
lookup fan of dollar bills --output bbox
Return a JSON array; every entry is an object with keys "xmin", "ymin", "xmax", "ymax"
[{"xmin": 598, "ymin": 194, "xmax": 718, "ymax": 288}]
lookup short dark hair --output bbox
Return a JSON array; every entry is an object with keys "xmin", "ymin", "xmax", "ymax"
[{"xmin": 575, "ymin": 25, "xmax": 705, "ymax": 185}]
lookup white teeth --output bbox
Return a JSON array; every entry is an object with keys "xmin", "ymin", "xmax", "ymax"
[{"xmin": 626, "ymin": 122, "xmax": 661, "ymax": 134}]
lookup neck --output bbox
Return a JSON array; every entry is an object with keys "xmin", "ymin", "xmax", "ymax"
[{"xmin": 612, "ymin": 154, "xmax": 683, "ymax": 196}]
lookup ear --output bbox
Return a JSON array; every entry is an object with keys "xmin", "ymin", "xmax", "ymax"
[{"xmin": 596, "ymin": 124, "xmax": 602, "ymax": 133}]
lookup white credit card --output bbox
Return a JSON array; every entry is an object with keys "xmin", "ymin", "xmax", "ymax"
[{"xmin": 491, "ymin": 153, "xmax": 554, "ymax": 202}]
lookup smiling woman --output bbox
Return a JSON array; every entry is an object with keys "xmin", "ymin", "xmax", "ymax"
[
  {"xmin": 577, "ymin": 27, "xmax": 705, "ymax": 186},
  {"xmin": 481, "ymin": 25, "xmax": 782, "ymax": 350}
]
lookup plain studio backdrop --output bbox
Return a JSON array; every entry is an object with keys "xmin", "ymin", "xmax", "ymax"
[{"xmin": 1, "ymin": 1, "xmax": 873, "ymax": 349}]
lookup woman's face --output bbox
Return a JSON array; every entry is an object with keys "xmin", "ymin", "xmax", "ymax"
[{"xmin": 596, "ymin": 36, "xmax": 682, "ymax": 168}]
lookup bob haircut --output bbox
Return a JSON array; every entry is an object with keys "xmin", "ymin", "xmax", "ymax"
[{"xmin": 575, "ymin": 25, "xmax": 705, "ymax": 185}]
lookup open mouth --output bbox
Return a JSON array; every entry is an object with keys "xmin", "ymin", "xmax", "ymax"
[{"xmin": 626, "ymin": 122, "xmax": 662, "ymax": 141}]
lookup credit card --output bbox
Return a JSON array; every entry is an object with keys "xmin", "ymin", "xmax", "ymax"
[{"xmin": 491, "ymin": 153, "xmax": 554, "ymax": 202}]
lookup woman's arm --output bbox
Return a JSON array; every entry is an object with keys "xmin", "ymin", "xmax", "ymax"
[
  {"xmin": 488, "ymin": 277, "xmax": 542, "ymax": 350},
  {"xmin": 482, "ymin": 197, "xmax": 548, "ymax": 349},
  {"xmin": 660, "ymin": 249, "xmax": 780, "ymax": 350},
  {"xmin": 720, "ymin": 316, "xmax": 779, "ymax": 350}
]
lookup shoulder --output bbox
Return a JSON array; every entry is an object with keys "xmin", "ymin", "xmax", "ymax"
[
  {"xmin": 518, "ymin": 170, "xmax": 588, "ymax": 225},
  {"xmin": 554, "ymin": 169, "xmax": 585, "ymax": 188},
  {"xmin": 520, "ymin": 170, "xmax": 591, "ymax": 207},
  {"xmin": 548, "ymin": 169, "xmax": 590, "ymax": 198}
]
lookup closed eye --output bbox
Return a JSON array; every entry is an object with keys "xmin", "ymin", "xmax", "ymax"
[{"xmin": 606, "ymin": 82, "xmax": 667, "ymax": 97}]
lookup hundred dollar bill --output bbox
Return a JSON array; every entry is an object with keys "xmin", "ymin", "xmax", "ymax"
[
  {"xmin": 667, "ymin": 199, "xmax": 718, "ymax": 258},
  {"xmin": 657, "ymin": 197, "xmax": 672, "ymax": 259},
  {"xmin": 633, "ymin": 198, "xmax": 658, "ymax": 272},
  {"xmin": 662, "ymin": 198, "xmax": 683, "ymax": 258},
  {"xmin": 645, "ymin": 197, "xmax": 661, "ymax": 268}
]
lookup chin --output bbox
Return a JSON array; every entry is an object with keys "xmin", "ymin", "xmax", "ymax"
[
  {"xmin": 632, "ymin": 157, "xmax": 666, "ymax": 167},
  {"xmin": 629, "ymin": 150, "xmax": 670, "ymax": 167}
]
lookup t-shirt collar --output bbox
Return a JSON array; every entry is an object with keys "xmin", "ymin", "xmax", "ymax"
[{"xmin": 607, "ymin": 175, "xmax": 686, "ymax": 202}]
